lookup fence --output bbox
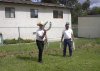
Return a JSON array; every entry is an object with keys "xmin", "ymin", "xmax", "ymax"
[
  {"xmin": 0, "ymin": 27, "xmax": 68, "ymax": 44},
  {"xmin": 0, "ymin": 25, "xmax": 79, "ymax": 44}
]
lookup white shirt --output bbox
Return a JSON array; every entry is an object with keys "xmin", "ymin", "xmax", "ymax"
[
  {"xmin": 62, "ymin": 28, "xmax": 73, "ymax": 39},
  {"xmin": 36, "ymin": 29, "xmax": 45, "ymax": 41}
]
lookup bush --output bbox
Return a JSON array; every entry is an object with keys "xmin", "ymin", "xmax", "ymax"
[
  {"xmin": 3, "ymin": 39, "xmax": 18, "ymax": 44},
  {"xmin": 3, "ymin": 38, "xmax": 34, "ymax": 44}
]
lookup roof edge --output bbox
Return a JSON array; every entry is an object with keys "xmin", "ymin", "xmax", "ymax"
[{"xmin": 0, "ymin": 0, "xmax": 71, "ymax": 9}]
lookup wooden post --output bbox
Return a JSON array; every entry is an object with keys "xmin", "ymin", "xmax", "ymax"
[
  {"xmin": 0, "ymin": 33, "xmax": 3, "ymax": 45},
  {"xmin": 18, "ymin": 27, "xmax": 20, "ymax": 39},
  {"xmin": 18, "ymin": 27, "xmax": 21, "ymax": 45}
]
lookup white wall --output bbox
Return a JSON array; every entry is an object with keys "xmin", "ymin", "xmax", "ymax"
[
  {"xmin": 78, "ymin": 17, "xmax": 100, "ymax": 38},
  {"xmin": 0, "ymin": 3, "xmax": 71, "ymax": 41}
]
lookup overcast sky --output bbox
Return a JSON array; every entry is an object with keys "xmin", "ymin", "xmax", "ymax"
[{"xmin": 79, "ymin": 0, "xmax": 100, "ymax": 8}]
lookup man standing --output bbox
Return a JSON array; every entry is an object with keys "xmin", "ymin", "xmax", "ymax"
[
  {"xmin": 61, "ymin": 22, "xmax": 74, "ymax": 57},
  {"xmin": 36, "ymin": 21, "xmax": 47, "ymax": 63}
]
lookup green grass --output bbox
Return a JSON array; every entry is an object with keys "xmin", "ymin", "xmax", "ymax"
[{"xmin": 0, "ymin": 38, "xmax": 100, "ymax": 71}]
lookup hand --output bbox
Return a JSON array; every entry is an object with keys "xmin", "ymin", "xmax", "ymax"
[
  {"xmin": 61, "ymin": 39, "xmax": 63, "ymax": 42},
  {"xmin": 71, "ymin": 39, "xmax": 73, "ymax": 41},
  {"xmin": 61, "ymin": 40, "xmax": 63, "ymax": 44},
  {"xmin": 61, "ymin": 40, "xmax": 62, "ymax": 43},
  {"xmin": 71, "ymin": 38, "xmax": 74, "ymax": 42}
]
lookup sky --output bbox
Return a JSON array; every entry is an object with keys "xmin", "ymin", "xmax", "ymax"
[{"xmin": 79, "ymin": 0, "xmax": 100, "ymax": 8}]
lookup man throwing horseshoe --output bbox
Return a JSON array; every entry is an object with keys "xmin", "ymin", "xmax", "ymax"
[{"xmin": 36, "ymin": 21, "xmax": 47, "ymax": 63}]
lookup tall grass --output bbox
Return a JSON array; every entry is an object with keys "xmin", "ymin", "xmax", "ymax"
[{"xmin": 0, "ymin": 38, "xmax": 100, "ymax": 71}]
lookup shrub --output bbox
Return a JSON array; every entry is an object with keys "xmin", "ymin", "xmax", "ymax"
[
  {"xmin": 3, "ymin": 38, "xmax": 34, "ymax": 44},
  {"xmin": 3, "ymin": 39, "xmax": 18, "ymax": 44}
]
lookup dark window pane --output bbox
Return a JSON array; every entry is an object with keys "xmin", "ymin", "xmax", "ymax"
[
  {"xmin": 5, "ymin": 7, "xmax": 10, "ymax": 18},
  {"xmin": 58, "ymin": 11, "xmax": 63, "ymax": 18},
  {"xmin": 53, "ymin": 10, "xmax": 63, "ymax": 19},
  {"xmin": 11, "ymin": 8, "xmax": 15, "ymax": 18},
  {"xmin": 53, "ymin": 10, "xmax": 58, "ymax": 18},
  {"xmin": 30, "ymin": 9, "xmax": 38, "ymax": 18}
]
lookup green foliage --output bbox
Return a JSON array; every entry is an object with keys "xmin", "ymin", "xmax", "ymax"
[
  {"xmin": 66, "ymin": 0, "xmax": 78, "ymax": 8},
  {"xmin": 88, "ymin": 7, "xmax": 100, "ymax": 15},
  {"xmin": 82, "ymin": 0, "xmax": 90, "ymax": 10},
  {"xmin": 3, "ymin": 39, "xmax": 18, "ymax": 44},
  {"xmin": 3, "ymin": 38, "xmax": 34, "ymax": 44}
]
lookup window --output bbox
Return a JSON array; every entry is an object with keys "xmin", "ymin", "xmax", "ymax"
[
  {"xmin": 30, "ymin": 9, "xmax": 38, "ymax": 18},
  {"xmin": 53, "ymin": 10, "xmax": 63, "ymax": 18},
  {"xmin": 5, "ymin": 7, "xmax": 15, "ymax": 18},
  {"xmin": 53, "ymin": 10, "xmax": 58, "ymax": 18}
]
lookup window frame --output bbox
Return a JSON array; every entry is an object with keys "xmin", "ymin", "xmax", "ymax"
[
  {"xmin": 5, "ymin": 7, "xmax": 15, "ymax": 18},
  {"xmin": 30, "ymin": 9, "xmax": 38, "ymax": 18},
  {"xmin": 53, "ymin": 10, "xmax": 63, "ymax": 19}
]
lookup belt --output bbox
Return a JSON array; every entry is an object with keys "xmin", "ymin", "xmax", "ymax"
[{"xmin": 64, "ymin": 38, "xmax": 71, "ymax": 40}]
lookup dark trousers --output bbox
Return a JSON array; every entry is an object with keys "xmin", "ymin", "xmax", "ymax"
[
  {"xmin": 63, "ymin": 39, "xmax": 72, "ymax": 56},
  {"xmin": 36, "ymin": 40, "xmax": 44, "ymax": 62}
]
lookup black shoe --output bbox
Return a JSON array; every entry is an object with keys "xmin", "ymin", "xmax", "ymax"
[
  {"xmin": 63, "ymin": 55, "xmax": 66, "ymax": 57},
  {"xmin": 69, "ymin": 55, "xmax": 72, "ymax": 57},
  {"xmin": 38, "ymin": 60, "xmax": 43, "ymax": 63}
]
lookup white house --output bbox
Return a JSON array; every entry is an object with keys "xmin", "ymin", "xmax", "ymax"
[
  {"xmin": 78, "ymin": 15, "xmax": 100, "ymax": 38},
  {"xmin": 0, "ymin": 0, "xmax": 72, "ymax": 41}
]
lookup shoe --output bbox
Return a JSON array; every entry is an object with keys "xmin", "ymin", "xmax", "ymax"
[
  {"xmin": 69, "ymin": 55, "xmax": 72, "ymax": 57},
  {"xmin": 38, "ymin": 60, "xmax": 43, "ymax": 63},
  {"xmin": 63, "ymin": 55, "xmax": 66, "ymax": 57}
]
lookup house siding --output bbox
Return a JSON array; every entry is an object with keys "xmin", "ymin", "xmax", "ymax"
[{"xmin": 0, "ymin": 3, "xmax": 71, "ymax": 41}]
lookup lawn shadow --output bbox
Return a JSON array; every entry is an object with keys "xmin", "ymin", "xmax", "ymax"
[
  {"xmin": 48, "ymin": 53, "xmax": 71, "ymax": 58},
  {"xmin": 16, "ymin": 55, "xmax": 38, "ymax": 62},
  {"xmin": 48, "ymin": 53, "xmax": 62, "ymax": 57}
]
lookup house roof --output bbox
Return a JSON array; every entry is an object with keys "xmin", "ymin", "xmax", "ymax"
[{"xmin": 0, "ymin": 0, "xmax": 69, "ymax": 9}]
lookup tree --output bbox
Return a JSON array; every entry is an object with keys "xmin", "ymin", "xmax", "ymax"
[
  {"xmin": 66, "ymin": 0, "xmax": 78, "ymax": 8},
  {"xmin": 88, "ymin": 7, "xmax": 100, "ymax": 15},
  {"xmin": 82, "ymin": 0, "xmax": 90, "ymax": 10},
  {"xmin": 80, "ymin": 0, "xmax": 90, "ymax": 16},
  {"xmin": 71, "ymin": 3, "xmax": 83, "ymax": 24}
]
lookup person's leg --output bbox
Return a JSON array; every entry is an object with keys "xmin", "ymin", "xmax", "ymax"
[
  {"xmin": 38, "ymin": 41, "xmax": 44, "ymax": 62},
  {"xmin": 67, "ymin": 40, "xmax": 72, "ymax": 56},
  {"xmin": 36, "ymin": 40, "xmax": 43, "ymax": 62},
  {"xmin": 63, "ymin": 39, "xmax": 67, "ymax": 57}
]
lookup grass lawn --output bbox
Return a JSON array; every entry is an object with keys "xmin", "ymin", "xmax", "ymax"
[{"xmin": 0, "ymin": 38, "xmax": 100, "ymax": 71}]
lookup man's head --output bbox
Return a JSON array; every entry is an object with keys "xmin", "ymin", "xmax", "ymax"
[
  {"xmin": 65, "ymin": 22, "xmax": 69, "ymax": 30},
  {"xmin": 37, "ymin": 21, "xmax": 44, "ymax": 29}
]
